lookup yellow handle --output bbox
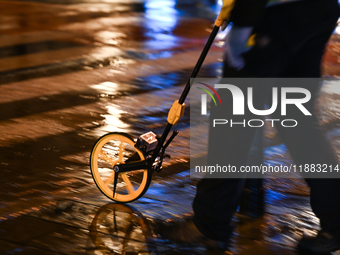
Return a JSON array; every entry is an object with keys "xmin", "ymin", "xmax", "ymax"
[
  {"xmin": 214, "ymin": 16, "xmax": 224, "ymax": 27},
  {"xmin": 167, "ymin": 100, "xmax": 185, "ymax": 125},
  {"xmin": 215, "ymin": 0, "xmax": 236, "ymax": 27}
]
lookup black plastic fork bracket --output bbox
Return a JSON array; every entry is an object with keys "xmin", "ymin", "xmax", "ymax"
[{"xmin": 114, "ymin": 159, "xmax": 150, "ymax": 173}]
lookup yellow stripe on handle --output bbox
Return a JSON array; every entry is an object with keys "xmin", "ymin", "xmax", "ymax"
[{"xmin": 167, "ymin": 100, "xmax": 185, "ymax": 125}]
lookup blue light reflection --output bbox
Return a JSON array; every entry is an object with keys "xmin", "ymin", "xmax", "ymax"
[{"xmin": 143, "ymin": 0, "xmax": 178, "ymax": 50}]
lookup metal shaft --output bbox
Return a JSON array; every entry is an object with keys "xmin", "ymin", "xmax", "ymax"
[
  {"xmin": 178, "ymin": 25, "xmax": 220, "ymax": 104},
  {"xmin": 151, "ymin": 25, "xmax": 220, "ymax": 164}
]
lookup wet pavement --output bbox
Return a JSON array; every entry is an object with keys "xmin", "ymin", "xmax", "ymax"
[{"xmin": 0, "ymin": 0, "xmax": 340, "ymax": 254}]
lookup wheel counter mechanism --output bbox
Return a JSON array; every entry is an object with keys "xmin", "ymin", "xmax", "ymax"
[{"xmin": 90, "ymin": 19, "xmax": 228, "ymax": 203}]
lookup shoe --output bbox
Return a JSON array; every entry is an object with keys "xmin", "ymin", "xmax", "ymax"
[
  {"xmin": 151, "ymin": 217, "xmax": 231, "ymax": 252},
  {"xmin": 297, "ymin": 230, "xmax": 340, "ymax": 254}
]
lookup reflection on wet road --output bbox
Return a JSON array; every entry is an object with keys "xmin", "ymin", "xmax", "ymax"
[{"xmin": 0, "ymin": 0, "xmax": 340, "ymax": 254}]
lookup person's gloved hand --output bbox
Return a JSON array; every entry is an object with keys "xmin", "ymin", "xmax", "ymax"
[
  {"xmin": 224, "ymin": 25, "xmax": 254, "ymax": 70},
  {"xmin": 215, "ymin": 0, "xmax": 235, "ymax": 28}
]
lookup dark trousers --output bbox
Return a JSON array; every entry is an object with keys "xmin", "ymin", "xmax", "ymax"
[{"xmin": 192, "ymin": 0, "xmax": 340, "ymax": 242}]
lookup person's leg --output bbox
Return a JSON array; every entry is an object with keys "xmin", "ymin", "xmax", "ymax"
[
  {"xmin": 191, "ymin": 80, "xmax": 281, "ymax": 242},
  {"xmin": 271, "ymin": 7, "xmax": 340, "ymax": 249},
  {"xmin": 192, "ymin": 80, "xmax": 264, "ymax": 241},
  {"xmin": 272, "ymin": 80, "xmax": 340, "ymax": 252},
  {"xmin": 191, "ymin": 0, "xmax": 302, "ymax": 241},
  {"xmin": 244, "ymin": 0, "xmax": 340, "ymax": 236},
  {"xmin": 276, "ymin": 0, "xmax": 340, "ymax": 236},
  {"xmin": 192, "ymin": 178, "xmax": 245, "ymax": 241}
]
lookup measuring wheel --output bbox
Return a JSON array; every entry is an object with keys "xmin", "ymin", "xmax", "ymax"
[
  {"xmin": 90, "ymin": 132, "xmax": 151, "ymax": 203},
  {"xmin": 90, "ymin": 21, "xmax": 224, "ymax": 202}
]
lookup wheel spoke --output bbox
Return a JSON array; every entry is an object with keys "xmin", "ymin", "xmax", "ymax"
[
  {"xmin": 91, "ymin": 133, "xmax": 148, "ymax": 202},
  {"xmin": 104, "ymin": 172, "xmax": 115, "ymax": 186},
  {"xmin": 121, "ymin": 173, "xmax": 135, "ymax": 194},
  {"xmin": 118, "ymin": 142, "xmax": 125, "ymax": 163},
  {"xmin": 99, "ymin": 149, "xmax": 118, "ymax": 166}
]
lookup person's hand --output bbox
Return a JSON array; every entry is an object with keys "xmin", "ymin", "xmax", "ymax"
[
  {"xmin": 224, "ymin": 25, "xmax": 253, "ymax": 70},
  {"xmin": 215, "ymin": 0, "xmax": 235, "ymax": 29}
]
